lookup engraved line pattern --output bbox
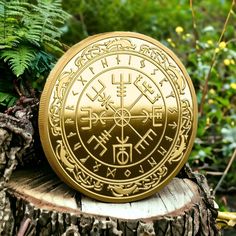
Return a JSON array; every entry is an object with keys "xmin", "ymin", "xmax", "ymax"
[
  {"xmin": 46, "ymin": 36, "xmax": 195, "ymax": 201},
  {"xmin": 81, "ymin": 72, "xmax": 166, "ymax": 162}
]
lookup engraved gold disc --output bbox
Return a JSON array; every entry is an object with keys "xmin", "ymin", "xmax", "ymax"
[{"xmin": 39, "ymin": 32, "xmax": 197, "ymax": 202}]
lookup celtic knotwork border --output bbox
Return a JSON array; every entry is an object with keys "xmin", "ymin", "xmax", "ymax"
[
  {"xmin": 107, "ymin": 166, "xmax": 168, "ymax": 197},
  {"xmin": 49, "ymin": 70, "xmax": 74, "ymax": 136},
  {"xmin": 55, "ymin": 144, "xmax": 169, "ymax": 196},
  {"xmin": 139, "ymin": 44, "xmax": 186, "ymax": 95},
  {"xmin": 75, "ymin": 38, "xmax": 136, "ymax": 69},
  {"xmin": 168, "ymin": 99, "xmax": 193, "ymax": 163}
]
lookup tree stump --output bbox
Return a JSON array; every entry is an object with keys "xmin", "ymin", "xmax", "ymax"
[
  {"xmin": 5, "ymin": 165, "xmax": 219, "ymax": 236},
  {"xmin": 0, "ymin": 112, "xmax": 219, "ymax": 235}
]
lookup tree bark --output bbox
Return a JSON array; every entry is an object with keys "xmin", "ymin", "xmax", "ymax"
[
  {"xmin": 0, "ymin": 112, "xmax": 33, "ymax": 235},
  {"xmin": 0, "ymin": 112, "xmax": 219, "ymax": 236},
  {"xmin": 5, "ymin": 166, "xmax": 219, "ymax": 236}
]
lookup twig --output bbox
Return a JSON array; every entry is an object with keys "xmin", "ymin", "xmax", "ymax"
[
  {"xmin": 199, "ymin": 55, "xmax": 217, "ymax": 115},
  {"xmin": 13, "ymin": 80, "xmax": 22, "ymax": 97},
  {"xmin": 226, "ymin": 38, "xmax": 236, "ymax": 44},
  {"xmin": 199, "ymin": 0, "xmax": 235, "ymax": 115},
  {"xmin": 213, "ymin": 149, "xmax": 236, "ymax": 195},
  {"xmin": 217, "ymin": 1, "xmax": 235, "ymax": 44},
  {"xmin": 189, "ymin": 0, "xmax": 199, "ymax": 49},
  {"xmin": 79, "ymin": 12, "xmax": 88, "ymax": 37},
  {"xmin": 205, "ymin": 171, "xmax": 224, "ymax": 176},
  {"xmin": 17, "ymin": 218, "xmax": 31, "ymax": 236}
]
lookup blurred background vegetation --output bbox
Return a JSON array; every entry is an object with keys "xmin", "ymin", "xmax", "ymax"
[{"xmin": 0, "ymin": 0, "xmax": 236, "ymax": 214}]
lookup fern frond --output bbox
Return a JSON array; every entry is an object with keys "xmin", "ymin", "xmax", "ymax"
[
  {"xmin": 0, "ymin": 0, "xmax": 69, "ymax": 95},
  {"xmin": 37, "ymin": 0, "xmax": 70, "ymax": 22},
  {"xmin": 0, "ymin": 36, "xmax": 20, "ymax": 49},
  {"xmin": 0, "ymin": 46, "xmax": 36, "ymax": 77},
  {"xmin": 0, "ymin": 92, "xmax": 17, "ymax": 107},
  {"xmin": 36, "ymin": 0, "xmax": 70, "ymax": 37},
  {"xmin": 0, "ymin": 0, "xmax": 24, "ymax": 49},
  {"xmin": 4, "ymin": 1, "xmax": 29, "ymax": 17},
  {"xmin": 0, "ymin": 1, "xmax": 4, "ymax": 18},
  {"xmin": 0, "ymin": 0, "xmax": 69, "ymax": 52},
  {"xmin": 44, "ymin": 41, "xmax": 64, "ymax": 56}
]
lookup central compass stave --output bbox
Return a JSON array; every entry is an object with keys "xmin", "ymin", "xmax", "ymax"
[{"xmin": 75, "ymin": 67, "xmax": 169, "ymax": 168}]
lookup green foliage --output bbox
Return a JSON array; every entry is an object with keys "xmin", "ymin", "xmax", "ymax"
[
  {"xmin": 163, "ymin": 2, "xmax": 236, "ymax": 190},
  {"xmin": 61, "ymin": 0, "xmax": 236, "ymax": 190},
  {"xmin": 62, "ymin": 0, "xmax": 192, "ymax": 45},
  {"xmin": 0, "ymin": 0, "xmax": 69, "ymax": 53},
  {"xmin": 0, "ymin": 0, "xmax": 69, "ymax": 109},
  {"xmin": 0, "ymin": 46, "xmax": 36, "ymax": 77},
  {"xmin": 0, "ymin": 92, "xmax": 17, "ymax": 107}
]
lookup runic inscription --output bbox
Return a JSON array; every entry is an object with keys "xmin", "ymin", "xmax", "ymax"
[{"xmin": 39, "ymin": 32, "xmax": 197, "ymax": 203}]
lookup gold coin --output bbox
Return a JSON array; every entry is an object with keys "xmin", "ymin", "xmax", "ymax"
[{"xmin": 39, "ymin": 32, "xmax": 197, "ymax": 202}]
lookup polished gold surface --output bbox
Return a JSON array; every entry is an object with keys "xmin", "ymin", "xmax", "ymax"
[{"xmin": 39, "ymin": 32, "xmax": 197, "ymax": 202}]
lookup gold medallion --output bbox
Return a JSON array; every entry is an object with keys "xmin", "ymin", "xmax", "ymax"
[{"xmin": 39, "ymin": 32, "xmax": 197, "ymax": 202}]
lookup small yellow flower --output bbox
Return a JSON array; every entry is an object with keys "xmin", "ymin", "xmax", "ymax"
[
  {"xmin": 167, "ymin": 38, "xmax": 176, "ymax": 47},
  {"xmin": 175, "ymin": 26, "xmax": 184, "ymax": 34},
  {"xmin": 230, "ymin": 83, "xmax": 236, "ymax": 90},
  {"xmin": 182, "ymin": 33, "xmax": 191, "ymax": 40},
  {"xmin": 206, "ymin": 117, "xmax": 210, "ymax": 125},
  {"xmin": 209, "ymin": 89, "xmax": 215, "ymax": 95},
  {"xmin": 224, "ymin": 59, "xmax": 231, "ymax": 66},
  {"xmin": 230, "ymin": 59, "xmax": 235, "ymax": 65},
  {"xmin": 219, "ymin": 41, "xmax": 226, "ymax": 49},
  {"xmin": 208, "ymin": 99, "xmax": 214, "ymax": 104},
  {"xmin": 207, "ymin": 40, "xmax": 213, "ymax": 45},
  {"xmin": 215, "ymin": 48, "xmax": 220, "ymax": 53}
]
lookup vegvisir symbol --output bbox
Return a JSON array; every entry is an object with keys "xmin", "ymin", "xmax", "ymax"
[{"xmin": 81, "ymin": 72, "xmax": 164, "ymax": 165}]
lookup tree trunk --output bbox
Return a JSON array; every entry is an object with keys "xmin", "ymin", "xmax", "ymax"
[
  {"xmin": 0, "ymin": 112, "xmax": 219, "ymax": 236},
  {"xmin": 5, "ymin": 166, "xmax": 219, "ymax": 236}
]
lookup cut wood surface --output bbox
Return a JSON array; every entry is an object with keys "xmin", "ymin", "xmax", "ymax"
[
  {"xmin": 5, "ymin": 167, "xmax": 219, "ymax": 236},
  {"xmin": 7, "ymin": 169, "xmax": 198, "ymax": 219}
]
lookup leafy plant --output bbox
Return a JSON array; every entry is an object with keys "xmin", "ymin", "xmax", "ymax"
[
  {"xmin": 62, "ymin": 0, "xmax": 192, "ymax": 45},
  {"xmin": 1, "ymin": 46, "xmax": 36, "ymax": 77},
  {"xmin": 0, "ymin": 0, "xmax": 69, "ymax": 108}
]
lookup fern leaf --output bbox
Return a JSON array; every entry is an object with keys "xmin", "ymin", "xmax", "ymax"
[
  {"xmin": 44, "ymin": 41, "xmax": 64, "ymax": 56},
  {"xmin": 0, "ymin": 92, "xmax": 17, "ymax": 107},
  {"xmin": 35, "ymin": 0, "xmax": 70, "ymax": 42},
  {"xmin": 0, "ymin": 2, "xmax": 4, "ymax": 18},
  {"xmin": 0, "ymin": 46, "xmax": 36, "ymax": 77},
  {"xmin": 6, "ymin": 1, "xmax": 30, "ymax": 16},
  {"xmin": 0, "ymin": 0, "xmax": 69, "ymax": 78}
]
